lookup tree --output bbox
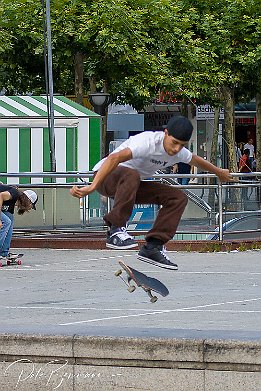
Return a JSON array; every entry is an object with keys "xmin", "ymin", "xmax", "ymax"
[
  {"xmin": 256, "ymin": 93, "xmax": 261, "ymax": 173},
  {"xmin": 0, "ymin": 0, "xmax": 172, "ymax": 106},
  {"xmin": 168, "ymin": 0, "xmax": 261, "ymax": 173},
  {"xmin": 1, "ymin": 0, "xmax": 260, "ymax": 169}
]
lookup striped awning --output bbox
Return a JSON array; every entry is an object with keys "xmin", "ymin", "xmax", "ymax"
[
  {"xmin": 0, "ymin": 95, "xmax": 99, "ymax": 128},
  {"xmin": 0, "ymin": 95, "xmax": 101, "ymax": 184},
  {"xmin": 0, "ymin": 95, "xmax": 98, "ymax": 117}
]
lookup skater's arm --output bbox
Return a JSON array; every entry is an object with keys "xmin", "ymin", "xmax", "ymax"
[
  {"xmin": 190, "ymin": 155, "xmax": 233, "ymax": 182},
  {"xmin": 0, "ymin": 191, "xmax": 12, "ymax": 228},
  {"xmin": 70, "ymin": 148, "xmax": 133, "ymax": 198},
  {"xmin": 0, "ymin": 191, "xmax": 12, "ymax": 208}
]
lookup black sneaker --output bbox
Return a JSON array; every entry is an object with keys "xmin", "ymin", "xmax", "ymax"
[
  {"xmin": 137, "ymin": 244, "xmax": 178, "ymax": 270},
  {"xmin": 106, "ymin": 227, "xmax": 138, "ymax": 249}
]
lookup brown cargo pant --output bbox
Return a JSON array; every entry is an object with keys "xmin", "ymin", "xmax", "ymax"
[{"xmin": 95, "ymin": 166, "xmax": 188, "ymax": 244}]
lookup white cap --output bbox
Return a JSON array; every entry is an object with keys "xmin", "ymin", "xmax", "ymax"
[{"xmin": 23, "ymin": 190, "xmax": 38, "ymax": 210}]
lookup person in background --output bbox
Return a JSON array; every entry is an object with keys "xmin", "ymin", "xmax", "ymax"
[
  {"xmin": 252, "ymin": 159, "xmax": 256, "ymax": 172},
  {"xmin": 173, "ymin": 162, "xmax": 191, "ymax": 185},
  {"xmin": 239, "ymin": 149, "xmax": 252, "ymax": 174},
  {"xmin": 235, "ymin": 142, "xmax": 242, "ymax": 170},
  {"xmin": 0, "ymin": 185, "xmax": 38, "ymax": 262},
  {"xmin": 243, "ymin": 139, "xmax": 255, "ymax": 170},
  {"xmin": 239, "ymin": 148, "xmax": 252, "ymax": 201},
  {"xmin": 70, "ymin": 116, "xmax": 233, "ymax": 271}
]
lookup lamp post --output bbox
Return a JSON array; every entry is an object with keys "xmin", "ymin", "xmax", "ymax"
[
  {"xmin": 43, "ymin": 0, "xmax": 56, "ymax": 173},
  {"xmin": 88, "ymin": 92, "xmax": 111, "ymax": 158}
]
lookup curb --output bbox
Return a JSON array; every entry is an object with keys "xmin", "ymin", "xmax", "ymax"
[
  {"xmin": 1, "ymin": 333, "xmax": 261, "ymax": 390},
  {"xmin": 11, "ymin": 235, "xmax": 261, "ymax": 251}
]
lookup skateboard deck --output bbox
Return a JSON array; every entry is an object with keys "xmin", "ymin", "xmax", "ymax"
[
  {"xmin": 115, "ymin": 260, "xmax": 169, "ymax": 303},
  {"xmin": 0, "ymin": 253, "xmax": 23, "ymax": 267}
]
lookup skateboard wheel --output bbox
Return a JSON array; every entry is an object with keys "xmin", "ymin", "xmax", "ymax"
[
  {"xmin": 17, "ymin": 259, "xmax": 22, "ymax": 265},
  {"xmin": 6, "ymin": 260, "xmax": 11, "ymax": 266},
  {"xmin": 0, "ymin": 262, "xmax": 3, "ymax": 267},
  {"xmin": 150, "ymin": 296, "xmax": 158, "ymax": 303},
  {"xmin": 115, "ymin": 269, "xmax": 122, "ymax": 277},
  {"xmin": 128, "ymin": 285, "xmax": 136, "ymax": 293}
]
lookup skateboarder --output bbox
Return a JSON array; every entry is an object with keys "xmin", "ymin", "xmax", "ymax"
[
  {"xmin": 70, "ymin": 116, "xmax": 232, "ymax": 270},
  {"xmin": 0, "ymin": 185, "xmax": 38, "ymax": 262}
]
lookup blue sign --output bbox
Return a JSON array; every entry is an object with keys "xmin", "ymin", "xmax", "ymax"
[{"xmin": 128, "ymin": 204, "xmax": 157, "ymax": 230}]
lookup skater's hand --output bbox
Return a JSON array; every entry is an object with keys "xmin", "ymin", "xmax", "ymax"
[
  {"xmin": 70, "ymin": 185, "xmax": 93, "ymax": 198},
  {"xmin": 190, "ymin": 155, "xmax": 235, "ymax": 183},
  {"xmin": 0, "ymin": 220, "xmax": 2, "ymax": 229},
  {"xmin": 216, "ymin": 168, "xmax": 234, "ymax": 182}
]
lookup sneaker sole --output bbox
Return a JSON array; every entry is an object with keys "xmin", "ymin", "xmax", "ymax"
[
  {"xmin": 137, "ymin": 255, "xmax": 178, "ymax": 270},
  {"xmin": 106, "ymin": 243, "xmax": 138, "ymax": 250}
]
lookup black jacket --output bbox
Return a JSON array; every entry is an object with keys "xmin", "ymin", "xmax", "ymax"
[{"xmin": 0, "ymin": 185, "xmax": 19, "ymax": 214}]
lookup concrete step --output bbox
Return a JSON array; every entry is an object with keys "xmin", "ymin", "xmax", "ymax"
[{"xmin": 1, "ymin": 331, "xmax": 260, "ymax": 390}]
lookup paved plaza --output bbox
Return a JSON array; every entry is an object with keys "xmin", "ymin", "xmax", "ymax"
[{"xmin": 0, "ymin": 248, "xmax": 260, "ymax": 340}]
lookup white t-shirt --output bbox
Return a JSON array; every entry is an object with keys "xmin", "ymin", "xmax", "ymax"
[
  {"xmin": 243, "ymin": 143, "xmax": 255, "ymax": 158},
  {"xmin": 93, "ymin": 131, "xmax": 192, "ymax": 180}
]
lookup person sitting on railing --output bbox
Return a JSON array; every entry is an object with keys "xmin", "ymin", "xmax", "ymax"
[
  {"xmin": 70, "ymin": 115, "xmax": 233, "ymax": 271},
  {"xmin": 0, "ymin": 185, "xmax": 38, "ymax": 263}
]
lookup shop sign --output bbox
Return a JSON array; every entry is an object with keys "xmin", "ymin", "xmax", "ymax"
[
  {"xmin": 235, "ymin": 117, "xmax": 256, "ymax": 125},
  {"xmin": 196, "ymin": 105, "xmax": 224, "ymax": 119}
]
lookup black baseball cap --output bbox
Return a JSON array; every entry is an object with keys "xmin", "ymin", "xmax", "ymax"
[{"xmin": 163, "ymin": 116, "xmax": 193, "ymax": 142}]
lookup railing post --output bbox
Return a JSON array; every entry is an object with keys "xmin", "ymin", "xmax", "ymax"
[
  {"xmin": 218, "ymin": 180, "xmax": 223, "ymax": 241},
  {"xmin": 52, "ymin": 187, "xmax": 57, "ymax": 229},
  {"xmin": 82, "ymin": 195, "xmax": 87, "ymax": 227},
  {"xmin": 107, "ymin": 197, "xmax": 111, "ymax": 213}
]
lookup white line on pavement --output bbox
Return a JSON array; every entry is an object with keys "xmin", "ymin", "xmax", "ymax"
[
  {"xmin": 76, "ymin": 254, "xmax": 133, "ymax": 263},
  {"xmin": 58, "ymin": 297, "xmax": 261, "ymax": 326},
  {"xmin": 1, "ymin": 268, "xmax": 260, "ymax": 275},
  {"xmin": 0, "ymin": 305, "xmax": 152, "ymax": 312}
]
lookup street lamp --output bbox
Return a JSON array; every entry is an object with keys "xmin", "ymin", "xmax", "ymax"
[
  {"xmin": 88, "ymin": 92, "xmax": 111, "ymax": 115},
  {"xmin": 89, "ymin": 92, "xmax": 111, "ymax": 157},
  {"xmin": 43, "ymin": 0, "xmax": 56, "ymax": 173}
]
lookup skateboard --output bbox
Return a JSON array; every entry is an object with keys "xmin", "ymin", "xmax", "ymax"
[
  {"xmin": 115, "ymin": 260, "xmax": 169, "ymax": 303},
  {"xmin": 0, "ymin": 253, "xmax": 24, "ymax": 267}
]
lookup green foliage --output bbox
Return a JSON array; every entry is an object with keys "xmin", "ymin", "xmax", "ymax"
[
  {"xmin": 160, "ymin": 0, "xmax": 261, "ymax": 105},
  {"xmin": 0, "ymin": 0, "xmax": 260, "ymax": 107}
]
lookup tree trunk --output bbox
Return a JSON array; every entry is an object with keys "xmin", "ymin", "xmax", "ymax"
[
  {"xmin": 74, "ymin": 52, "xmax": 84, "ymax": 106},
  {"xmin": 89, "ymin": 77, "xmax": 97, "ymax": 93},
  {"xmin": 208, "ymin": 108, "xmax": 219, "ymax": 208},
  {"xmin": 220, "ymin": 85, "xmax": 240, "ymax": 211},
  {"xmin": 256, "ymin": 92, "xmax": 261, "ymax": 173},
  {"xmin": 180, "ymin": 97, "xmax": 188, "ymax": 117},
  {"xmin": 221, "ymin": 86, "xmax": 237, "ymax": 172},
  {"xmin": 210, "ymin": 108, "xmax": 219, "ymax": 166},
  {"xmin": 256, "ymin": 92, "xmax": 261, "ymax": 208}
]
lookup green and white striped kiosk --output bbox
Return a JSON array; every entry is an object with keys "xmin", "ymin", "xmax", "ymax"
[
  {"xmin": 0, "ymin": 95, "xmax": 101, "ymax": 183},
  {"xmin": 0, "ymin": 96, "xmax": 101, "ymax": 228}
]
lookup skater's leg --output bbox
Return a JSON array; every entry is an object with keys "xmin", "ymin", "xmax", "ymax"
[
  {"xmin": 96, "ymin": 166, "xmax": 140, "ymax": 249},
  {"xmin": 135, "ymin": 181, "xmax": 188, "ymax": 270},
  {"xmin": 0, "ymin": 212, "xmax": 13, "ymax": 257}
]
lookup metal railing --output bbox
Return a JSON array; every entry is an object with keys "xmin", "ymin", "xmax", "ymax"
[{"xmin": 1, "ymin": 171, "xmax": 260, "ymax": 241}]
